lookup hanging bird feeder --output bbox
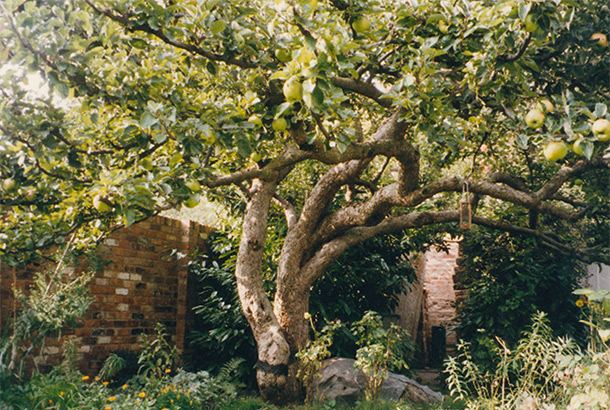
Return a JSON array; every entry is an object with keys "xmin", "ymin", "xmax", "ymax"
[{"xmin": 459, "ymin": 182, "xmax": 471, "ymax": 230}]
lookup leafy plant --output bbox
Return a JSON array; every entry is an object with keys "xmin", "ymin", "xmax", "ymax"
[
  {"xmin": 0, "ymin": 265, "xmax": 92, "ymax": 380},
  {"xmin": 137, "ymin": 323, "xmax": 179, "ymax": 379},
  {"xmin": 296, "ymin": 314, "xmax": 343, "ymax": 404},
  {"xmin": 445, "ymin": 312, "xmax": 577, "ymax": 410},
  {"xmin": 351, "ymin": 311, "xmax": 412, "ymax": 402},
  {"xmin": 98, "ymin": 350, "xmax": 139, "ymax": 387},
  {"xmin": 455, "ymin": 229, "xmax": 585, "ymax": 371}
]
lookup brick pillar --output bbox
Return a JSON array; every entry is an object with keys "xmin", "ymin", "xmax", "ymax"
[{"xmin": 421, "ymin": 239, "xmax": 459, "ymax": 363}]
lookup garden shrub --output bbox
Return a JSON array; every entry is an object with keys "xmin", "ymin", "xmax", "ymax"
[
  {"xmin": 447, "ymin": 302, "xmax": 610, "ymax": 410},
  {"xmin": 5, "ymin": 322, "xmax": 245, "ymax": 410},
  {"xmin": 296, "ymin": 315, "xmax": 343, "ymax": 404},
  {"xmin": 351, "ymin": 311, "xmax": 413, "ymax": 401},
  {"xmin": 455, "ymin": 229, "xmax": 585, "ymax": 371},
  {"xmin": 297, "ymin": 311, "xmax": 413, "ymax": 404}
]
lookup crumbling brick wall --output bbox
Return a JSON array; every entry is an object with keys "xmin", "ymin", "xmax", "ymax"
[{"xmin": 0, "ymin": 216, "xmax": 211, "ymax": 375}]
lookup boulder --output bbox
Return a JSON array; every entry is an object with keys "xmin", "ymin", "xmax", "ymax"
[{"xmin": 314, "ymin": 358, "xmax": 443, "ymax": 405}]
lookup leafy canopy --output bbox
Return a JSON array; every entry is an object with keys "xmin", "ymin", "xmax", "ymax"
[{"xmin": 0, "ymin": 0, "xmax": 609, "ymax": 266}]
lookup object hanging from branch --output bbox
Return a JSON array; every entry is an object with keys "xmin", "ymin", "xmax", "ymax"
[{"xmin": 460, "ymin": 182, "xmax": 472, "ymax": 231}]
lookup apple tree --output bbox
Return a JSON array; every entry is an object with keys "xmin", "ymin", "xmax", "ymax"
[{"xmin": 1, "ymin": 0, "xmax": 609, "ymax": 402}]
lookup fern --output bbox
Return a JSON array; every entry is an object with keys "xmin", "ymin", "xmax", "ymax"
[{"xmin": 217, "ymin": 357, "xmax": 245, "ymax": 383}]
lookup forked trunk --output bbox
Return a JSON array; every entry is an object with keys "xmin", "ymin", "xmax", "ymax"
[{"xmin": 234, "ymin": 177, "xmax": 308, "ymax": 404}]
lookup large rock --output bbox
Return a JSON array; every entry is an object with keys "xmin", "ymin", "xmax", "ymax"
[{"xmin": 315, "ymin": 358, "xmax": 443, "ymax": 405}]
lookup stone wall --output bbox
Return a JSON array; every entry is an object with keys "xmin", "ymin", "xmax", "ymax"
[{"xmin": 0, "ymin": 216, "xmax": 211, "ymax": 375}]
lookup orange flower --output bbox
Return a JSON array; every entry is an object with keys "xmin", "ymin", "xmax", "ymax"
[
  {"xmin": 105, "ymin": 407, "xmax": 112, "ymax": 410},
  {"xmin": 81, "ymin": 376, "xmax": 90, "ymax": 381},
  {"xmin": 165, "ymin": 368, "xmax": 171, "ymax": 374},
  {"xmin": 108, "ymin": 396, "xmax": 116, "ymax": 402},
  {"xmin": 102, "ymin": 381, "xmax": 109, "ymax": 386},
  {"xmin": 138, "ymin": 392, "xmax": 146, "ymax": 398},
  {"xmin": 122, "ymin": 384, "xmax": 128, "ymax": 389}
]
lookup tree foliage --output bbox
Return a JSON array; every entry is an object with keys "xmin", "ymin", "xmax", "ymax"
[
  {"xmin": 1, "ymin": 0, "xmax": 609, "ymax": 401},
  {"xmin": 455, "ymin": 228, "xmax": 586, "ymax": 370}
]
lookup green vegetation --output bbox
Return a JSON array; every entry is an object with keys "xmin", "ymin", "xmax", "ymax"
[
  {"xmin": 455, "ymin": 229, "xmax": 586, "ymax": 369},
  {"xmin": 1, "ymin": 0, "xmax": 609, "ymax": 404}
]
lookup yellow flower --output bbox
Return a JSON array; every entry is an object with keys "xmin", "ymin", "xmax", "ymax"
[
  {"xmin": 108, "ymin": 396, "xmax": 116, "ymax": 402},
  {"xmin": 81, "ymin": 376, "xmax": 90, "ymax": 381},
  {"xmin": 576, "ymin": 299, "xmax": 585, "ymax": 307},
  {"xmin": 165, "ymin": 368, "xmax": 171, "ymax": 374},
  {"xmin": 105, "ymin": 407, "xmax": 112, "ymax": 410},
  {"xmin": 49, "ymin": 399, "xmax": 53, "ymax": 404},
  {"xmin": 122, "ymin": 384, "xmax": 128, "ymax": 389},
  {"xmin": 102, "ymin": 381, "xmax": 109, "ymax": 386},
  {"xmin": 95, "ymin": 376, "xmax": 101, "ymax": 381},
  {"xmin": 138, "ymin": 392, "xmax": 146, "ymax": 398},
  {"xmin": 60, "ymin": 391, "xmax": 65, "ymax": 396}
]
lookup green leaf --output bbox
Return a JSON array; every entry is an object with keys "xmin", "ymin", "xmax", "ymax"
[
  {"xmin": 210, "ymin": 20, "xmax": 227, "ymax": 35},
  {"xmin": 595, "ymin": 103, "xmax": 607, "ymax": 118},
  {"xmin": 519, "ymin": 4, "xmax": 531, "ymax": 22},
  {"xmin": 581, "ymin": 140, "xmax": 594, "ymax": 160},
  {"xmin": 140, "ymin": 111, "xmax": 158, "ymax": 129}
]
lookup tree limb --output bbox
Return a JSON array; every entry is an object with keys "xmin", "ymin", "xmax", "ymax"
[
  {"xmin": 331, "ymin": 77, "xmax": 393, "ymax": 108},
  {"xmin": 83, "ymin": 0, "xmax": 258, "ymax": 70}
]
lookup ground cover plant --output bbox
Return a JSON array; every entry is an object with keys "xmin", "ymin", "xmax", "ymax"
[{"xmin": 0, "ymin": 323, "xmax": 244, "ymax": 410}]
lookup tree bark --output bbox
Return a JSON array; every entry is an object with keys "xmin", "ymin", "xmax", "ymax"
[{"xmin": 234, "ymin": 178, "xmax": 294, "ymax": 403}]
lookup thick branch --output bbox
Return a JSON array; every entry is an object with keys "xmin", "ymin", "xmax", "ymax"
[
  {"xmin": 534, "ymin": 158, "xmax": 608, "ymax": 201},
  {"xmin": 331, "ymin": 77, "xmax": 393, "ymax": 108}
]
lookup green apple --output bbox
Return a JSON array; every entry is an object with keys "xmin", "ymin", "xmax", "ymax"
[
  {"xmin": 248, "ymin": 114, "xmax": 263, "ymax": 128},
  {"xmin": 2, "ymin": 178, "xmax": 16, "ymax": 191},
  {"xmin": 537, "ymin": 99, "xmax": 554, "ymax": 113},
  {"xmin": 92, "ymin": 194, "xmax": 113, "ymax": 213},
  {"xmin": 184, "ymin": 196, "xmax": 199, "ymax": 208},
  {"xmin": 25, "ymin": 188, "xmax": 36, "ymax": 201},
  {"xmin": 185, "ymin": 179, "xmax": 201, "ymax": 192},
  {"xmin": 275, "ymin": 48, "xmax": 292, "ymax": 63},
  {"xmin": 351, "ymin": 16, "xmax": 371, "ymax": 33},
  {"xmin": 591, "ymin": 118, "xmax": 610, "ymax": 141},
  {"xmin": 272, "ymin": 117, "xmax": 288, "ymax": 132},
  {"xmin": 140, "ymin": 157, "xmax": 153, "ymax": 171},
  {"xmin": 572, "ymin": 139, "xmax": 585, "ymax": 156},
  {"xmin": 525, "ymin": 108, "xmax": 545, "ymax": 129},
  {"xmin": 283, "ymin": 76, "xmax": 303, "ymax": 102},
  {"xmin": 591, "ymin": 32, "xmax": 608, "ymax": 48},
  {"xmin": 250, "ymin": 152, "xmax": 262, "ymax": 162},
  {"xmin": 543, "ymin": 141, "xmax": 568, "ymax": 161},
  {"xmin": 524, "ymin": 15, "xmax": 539, "ymax": 32}
]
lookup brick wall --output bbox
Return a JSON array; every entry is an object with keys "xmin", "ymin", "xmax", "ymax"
[
  {"xmin": 394, "ymin": 239, "xmax": 459, "ymax": 366},
  {"xmin": 422, "ymin": 240, "xmax": 459, "ymax": 347},
  {"xmin": 0, "ymin": 216, "xmax": 211, "ymax": 375}
]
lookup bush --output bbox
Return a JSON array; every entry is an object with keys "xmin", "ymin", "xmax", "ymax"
[
  {"xmin": 455, "ymin": 229, "xmax": 585, "ymax": 370},
  {"xmin": 0, "ymin": 268, "xmax": 92, "ymax": 381}
]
